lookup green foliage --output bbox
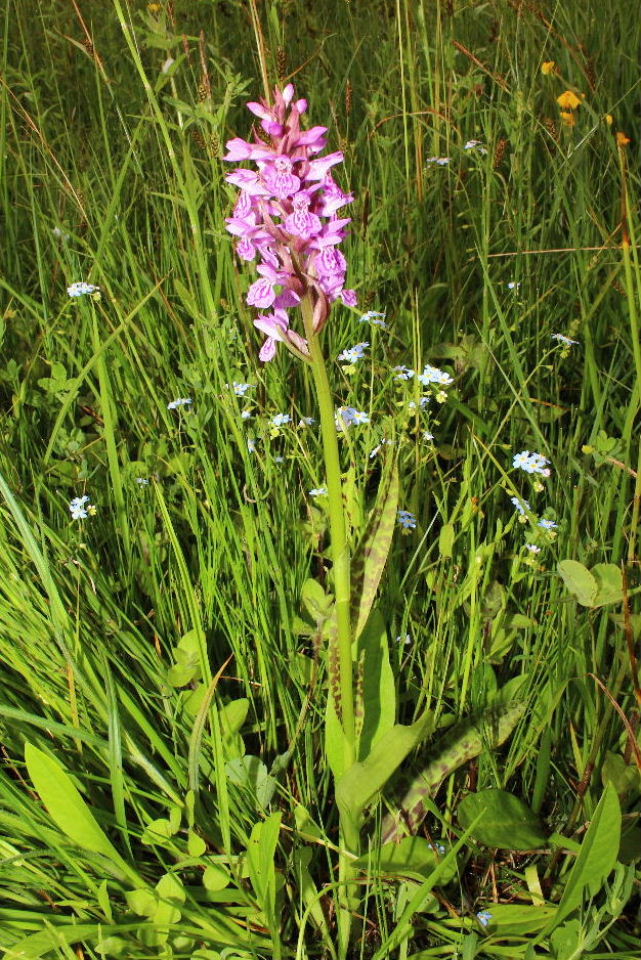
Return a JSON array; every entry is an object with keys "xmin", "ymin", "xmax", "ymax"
[
  {"xmin": 458, "ymin": 788, "xmax": 547, "ymax": 850},
  {"xmin": 2, "ymin": 0, "xmax": 641, "ymax": 956}
]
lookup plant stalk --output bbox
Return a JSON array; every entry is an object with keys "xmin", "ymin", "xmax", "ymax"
[{"xmin": 300, "ymin": 293, "xmax": 360, "ymax": 955}]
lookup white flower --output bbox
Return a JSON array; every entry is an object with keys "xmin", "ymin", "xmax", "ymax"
[
  {"xmin": 230, "ymin": 381, "xmax": 253, "ymax": 396},
  {"xmin": 67, "ymin": 281, "xmax": 99, "ymax": 297},
  {"xmin": 241, "ymin": 410, "xmax": 252, "ymax": 420},
  {"xmin": 525, "ymin": 543, "xmax": 541, "ymax": 553},
  {"xmin": 396, "ymin": 634, "xmax": 411, "ymax": 645},
  {"xmin": 52, "ymin": 227, "xmax": 69, "ymax": 241},
  {"xmin": 551, "ymin": 333, "xmax": 579, "ymax": 346},
  {"xmin": 538, "ymin": 518, "xmax": 558, "ymax": 530},
  {"xmin": 135, "ymin": 478, "xmax": 150, "ymax": 486},
  {"xmin": 167, "ymin": 397, "xmax": 193, "ymax": 410},
  {"xmin": 510, "ymin": 496, "xmax": 531, "ymax": 515},
  {"xmin": 394, "ymin": 365, "xmax": 415, "ymax": 381},
  {"xmin": 247, "ymin": 438, "xmax": 256, "ymax": 453},
  {"xmin": 161, "ymin": 57, "xmax": 175, "ymax": 74},
  {"xmin": 507, "ymin": 281, "xmax": 520, "ymax": 291},
  {"xmin": 309, "ymin": 487, "xmax": 328, "ymax": 497},
  {"xmin": 426, "ymin": 157, "xmax": 450, "ymax": 166}
]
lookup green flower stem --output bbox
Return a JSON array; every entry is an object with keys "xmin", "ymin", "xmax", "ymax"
[
  {"xmin": 300, "ymin": 293, "xmax": 360, "ymax": 955},
  {"xmin": 300, "ymin": 295, "xmax": 356, "ymax": 764}
]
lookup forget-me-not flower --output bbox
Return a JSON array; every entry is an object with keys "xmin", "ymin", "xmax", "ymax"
[
  {"xmin": 69, "ymin": 495, "xmax": 92, "ymax": 520},
  {"xmin": 552, "ymin": 333, "xmax": 579, "ymax": 346},
  {"xmin": 338, "ymin": 342, "xmax": 369, "ymax": 364},
  {"xmin": 394, "ymin": 365, "xmax": 415, "ymax": 381},
  {"xmin": 477, "ymin": 910, "xmax": 492, "ymax": 928},
  {"xmin": 309, "ymin": 487, "xmax": 328, "ymax": 497},
  {"xmin": 397, "ymin": 510, "xmax": 417, "ymax": 530},
  {"xmin": 167, "ymin": 397, "xmax": 193, "ymax": 410},
  {"xmin": 511, "ymin": 496, "xmax": 531, "ymax": 515},
  {"xmin": 418, "ymin": 364, "xmax": 453, "ymax": 387},
  {"xmin": 272, "ymin": 413, "xmax": 291, "ymax": 427},
  {"xmin": 513, "ymin": 451, "xmax": 551, "ymax": 477},
  {"xmin": 68, "ymin": 281, "xmax": 99, "ymax": 297},
  {"xmin": 359, "ymin": 310, "xmax": 387, "ymax": 328},
  {"xmin": 538, "ymin": 518, "xmax": 558, "ymax": 529}
]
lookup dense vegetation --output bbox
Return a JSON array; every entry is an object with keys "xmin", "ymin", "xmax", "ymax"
[{"xmin": 2, "ymin": 1, "xmax": 641, "ymax": 957}]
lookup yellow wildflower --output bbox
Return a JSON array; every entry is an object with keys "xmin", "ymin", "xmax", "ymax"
[
  {"xmin": 556, "ymin": 90, "xmax": 582, "ymax": 110},
  {"xmin": 605, "ymin": 114, "xmax": 614, "ymax": 126},
  {"xmin": 147, "ymin": 2, "xmax": 162, "ymax": 12},
  {"xmin": 560, "ymin": 111, "xmax": 576, "ymax": 127},
  {"xmin": 616, "ymin": 131, "xmax": 631, "ymax": 146},
  {"xmin": 541, "ymin": 61, "xmax": 557, "ymax": 76}
]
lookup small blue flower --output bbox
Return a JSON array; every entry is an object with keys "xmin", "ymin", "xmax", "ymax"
[
  {"xmin": 167, "ymin": 397, "xmax": 193, "ymax": 410},
  {"xmin": 408, "ymin": 397, "xmax": 430, "ymax": 410},
  {"xmin": 538, "ymin": 518, "xmax": 558, "ymax": 529},
  {"xmin": 241, "ymin": 410, "xmax": 252, "ymax": 420},
  {"xmin": 512, "ymin": 451, "xmax": 550, "ymax": 477},
  {"xmin": 336, "ymin": 407, "xmax": 370, "ymax": 427},
  {"xmin": 394, "ymin": 365, "xmax": 415, "ymax": 381},
  {"xmin": 309, "ymin": 486, "xmax": 328, "ymax": 497},
  {"xmin": 135, "ymin": 478, "xmax": 150, "ymax": 486},
  {"xmin": 426, "ymin": 156, "xmax": 450, "ymax": 166},
  {"xmin": 396, "ymin": 634, "xmax": 411, "ymax": 645},
  {"xmin": 552, "ymin": 333, "xmax": 579, "ymax": 346},
  {"xmin": 68, "ymin": 281, "xmax": 99, "ymax": 297},
  {"xmin": 338, "ymin": 342, "xmax": 369, "ymax": 364},
  {"xmin": 271, "ymin": 413, "xmax": 291, "ymax": 427},
  {"xmin": 507, "ymin": 281, "xmax": 520, "ymax": 291},
  {"xmin": 69, "ymin": 495, "xmax": 92, "ymax": 520},
  {"xmin": 230, "ymin": 381, "xmax": 253, "ymax": 397},
  {"xmin": 511, "ymin": 496, "xmax": 531, "ymax": 515},
  {"xmin": 274, "ymin": 455, "xmax": 284, "ymax": 463},
  {"xmin": 418, "ymin": 364, "xmax": 453, "ymax": 387},
  {"xmin": 477, "ymin": 910, "xmax": 492, "ymax": 928},
  {"xmin": 359, "ymin": 310, "xmax": 387, "ymax": 328},
  {"xmin": 525, "ymin": 543, "xmax": 541, "ymax": 553},
  {"xmin": 247, "ymin": 438, "xmax": 256, "ymax": 453},
  {"xmin": 422, "ymin": 431, "xmax": 434, "ymax": 442},
  {"xmin": 464, "ymin": 139, "xmax": 487, "ymax": 154},
  {"xmin": 299, "ymin": 416, "xmax": 316, "ymax": 426},
  {"xmin": 397, "ymin": 510, "xmax": 417, "ymax": 530}
]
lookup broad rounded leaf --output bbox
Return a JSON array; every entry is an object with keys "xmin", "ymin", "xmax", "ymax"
[
  {"xmin": 458, "ymin": 789, "xmax": 546, "ymax": 850},
  {"xmin": 558, "ymin": 560, "xmax": 597, "ymax": 607}
]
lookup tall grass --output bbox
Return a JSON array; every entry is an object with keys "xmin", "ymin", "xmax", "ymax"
[{"xmin": 1, "ymin": 1, "xmax": 641, "ymax": 957}]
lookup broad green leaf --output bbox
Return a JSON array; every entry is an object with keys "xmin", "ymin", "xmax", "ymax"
[
  {"xmin": 543, "ymin": 781, "xmax": 620, "ymax": 935},
  {"xmin": 351, "ymin": 462, "xmax": 399, "ymax": 641},
  {"xmin": 458, "ymin": 789, "xmax": 546, "ymax": 850},
  {"xmin": 300, "ymin": 578, "xmax": 333, "ymax": 624},
  {"xmin": 601, "ymin": 751, "xmax": 641, "ymax": 802},
  {"xmin": 141, "ymin": 817, "xmax": 175, "ymax": 846},
  {"xmin": 591, "ymin": 563, "xmax": 623, "ymax": 606},
  {"xmin": 203, "ymin": 864, "xmax": 231, "ymax": 892},
  {"xmin": 355, "ymin": 609, "xmax": 396, "ymax": 759},
  {"xmin": 381, "ymin": 697, "xmax": 527, "ymax": 843},
  {"xmin": 336, "ymin": 711, "xmax": 434, "ymax": 824},
  {"xmin": 325, "ymin": 690, "xmax": 348, "ymax": 779},
  {"xmin": 247, "ymin": 813, "xmax": 282, "ymax": 957},
  {"xmin": 558, "ymin": 560, "xmax": 597, "ymax": 606},
  {"xmin": 353, "ymin": 836, "xmax": 458, "ymax": 884},
  {"xmin": 439, "ymin": 523, "xmax": 455, "ymax": 558},
  {"xmin": 24, "ymin": 743, "xmax": 134, "ymax": 880},
  {"xmin": 226, "ymin": 755, "xmax": 277, "ymax": 809},
  {"xmin": 475, "ymin": 902, "xmax": 557, "ymax": 935}
]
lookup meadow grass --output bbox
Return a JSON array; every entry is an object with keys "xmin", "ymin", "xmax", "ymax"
[{"xmin": 1, "ymin": 0, "xmax": 641, "ymax": 957}]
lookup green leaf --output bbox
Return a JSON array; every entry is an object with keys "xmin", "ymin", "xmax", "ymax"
[
  {"xmin": 353, "ymin": 836, "xmax": 458, "ymax": 884},
  {"xmin": 300, "ymin": 578, "xmax": 333, "ymax": 625},
  {"xmin": 5, "ymin": 925, "xmax": 124, "ymax": 959},
  {"xmin": 355, "ymin": 609, "xmax": 396, "ymax": 760},
  {"xmin": 336, "ymin": 711, "xmax": 434, "ymax": 824},
  {"xmin": 325, "ymin": 690, "xmax": 348, "ymax": 779},
  {"xmin": 141, "ymin": 817, "xmax": 175, "ymax": 845},
  {"xmin": 475, "ymin": 902, "xmax": 557, "ymax": 935},
  {"xmin": 226, "ymin": 755, "xmax": 277, "ymax": 809},
  {"xmin": 247, "ymin": 813, "xmax": 282, "ymax": 955},
  {"xmin": 543, "ymin": 781, "xmax": 620, "ymax": 935},
  {"xmin": 591, "ymin": 563, "xmax": 623, "ymax": 606},
  {"xmin": 351, "ymin": 462, "xmax": 399, "ymax": 641},
  {"xmin": 438, "ymin": 523, "xmax": 455, "ymax": 558},
  {"xmin": 558, "ymin": 560, "xmax": 597, "ymax": 606},
  {"xmin": 203, "ymin": 864, "xmax": 231, "ymax": 892},
  {"xmin": 457, "ymin": 789, "xmax": 546, "ymax": 850},
  {"xmin": 24, "ymin": 744, "xmax": 134, "ymax": 878},
  {"xmin": 381, "ymin": 697, "xmax": 527, "ymax": 843}
]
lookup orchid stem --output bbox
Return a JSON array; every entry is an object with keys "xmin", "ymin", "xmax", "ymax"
[{"xmin": 300, "ymin": 293, "xmax": 359, "ymax": 955}]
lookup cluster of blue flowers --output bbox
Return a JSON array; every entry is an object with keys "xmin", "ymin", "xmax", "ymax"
[
  {"xmin": 513, "ymin": 450, "xmax": 551, "ymax": 477},
  {"xmin": 337, "ymin": 342, "xmax": 369, "ymax": 364}
]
